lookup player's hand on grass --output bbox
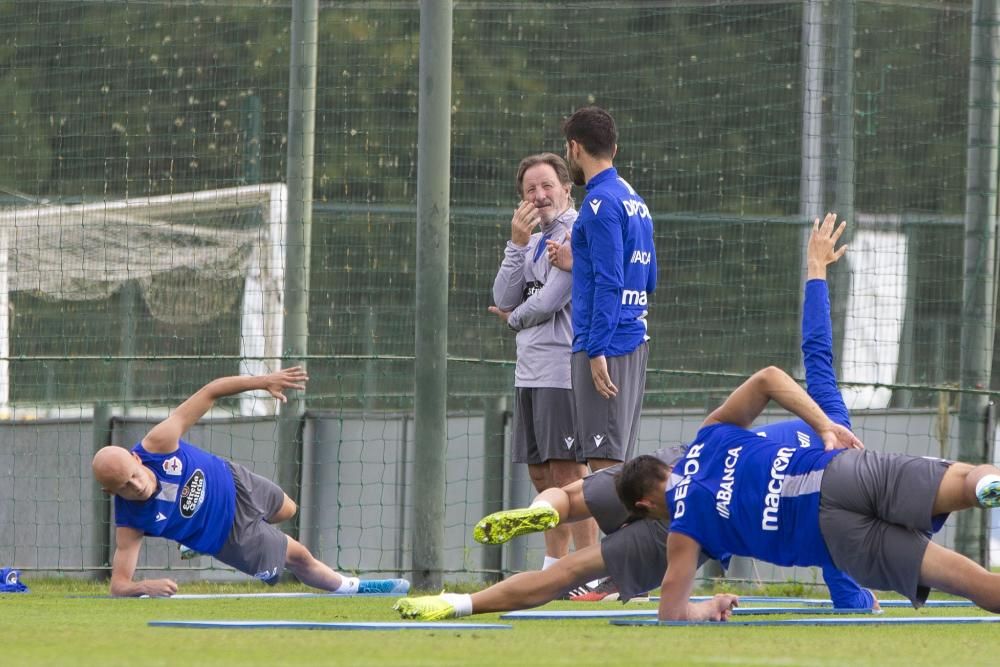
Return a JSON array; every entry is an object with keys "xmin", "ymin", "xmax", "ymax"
[
  {"xmin": 142, "ymin": 578, "xmax": 178, "ymax": 597},
  {"xmin": 819, "ymin": 422, "xmax": 864, "ymax": 451},
  {"xmin": 709, "ymin": 593, "xmax": 739, "ymax": 622},
  {"xmin": 264, "ymin": 366, "xmax": 308, "ymax": 403},
  {"xmin": 545, "ymin": 233, "xmax": 572, "ymax": 271},
  {"xmin": 684, "ymin": 594, "xmax": 739, "ymax": 622}
]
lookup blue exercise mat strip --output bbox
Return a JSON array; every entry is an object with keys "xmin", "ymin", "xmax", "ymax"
[
  {"xmin": 680, "ymin": 596, "xmax": 972, "ymax": 608},
  {"xmin": 68, "ymin": 592, "xmax": 398, "ymax": 599},
  {"xmin": 502, "ymin": 607, "xmax": 877, "ymax": 620},
  {"xmin": 149, "ymin": 620, "xmax": 510, "ymax": 630},
  {"xmin": 610, "ymin": 616, "xmax": 1000, "ymax": 627}
]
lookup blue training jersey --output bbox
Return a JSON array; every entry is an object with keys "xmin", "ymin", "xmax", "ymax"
[
  {"xmin": 570, "ymin": 167, "xmax": 657, "ymax": 358},
  {"xmin": 113, "ymin": 440, "xmax": 237, "ymax": 555},
  {"xmin": 668, "ymin": 278, "xmax": 872, "ymax": 610},
  {"xmin": 732, "ymin": 279, "xmax": 872, "ymax": 610},
  {"xmin": 668, "ymin": 423, "xmax": 843, "ymax": 569}
]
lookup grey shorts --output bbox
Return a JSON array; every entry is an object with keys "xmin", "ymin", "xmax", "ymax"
[
  {"xmin": 586, "ymin": 445, "xmax": 685, "ymax": 600},
  {"xmin": 571, "ymin": 344, "xmax": 648, "ymax": 462},
  {"xmin": 511, "ymin": 387, "xmax": 578, "ymax": 464},
  {"xmin": 600, "ymin": 518, "xmax": 670, "ymax": 602},
  {"xmin": 819, "ymin": 450, "xmax": 953, "ymax": 606},
  {"xmin": 583, "ymin": 445, "xmax": 686, "ymax": 535},
  {"xmin": 582, "ymin": 465, "xmax": 631, "ymax": 534},
  {"xmin": 213, "ymin": 462, "xmax": 289, "ymax": 584}
]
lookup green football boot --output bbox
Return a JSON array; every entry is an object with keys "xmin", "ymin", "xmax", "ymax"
[
  {"xmin": 393, "ymin": 595, "xmax": 457, "ymax": 621},
  {"xmin": 473, "ymin": 506, "xmax": 560, "ymax": 545}
]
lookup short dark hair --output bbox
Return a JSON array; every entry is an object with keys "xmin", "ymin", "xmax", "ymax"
[
  {"xmin": 616, "ymin": 454, "xmax": 671, "ymax": 518},
  {"xmin": 515, "ymin": 153, "xmax": 572, "ymax": 198},
  {"xmin": 562, "ymin": 106, "xmax": 617, "ymax": 159}
]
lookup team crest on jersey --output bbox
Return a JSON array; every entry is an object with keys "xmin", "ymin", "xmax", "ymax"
[
  {"xmin": 179, "ymin": 469, "xmax": 207, "ymax": 518},
  {"xmin": 589, "ymin": 199, "xmax": 602, "ymax": 214},
  {"xmin": 162, "ymin": 456, "xmax": 183, "ymax": 476}
]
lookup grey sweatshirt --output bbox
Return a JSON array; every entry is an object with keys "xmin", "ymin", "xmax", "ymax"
[{"xmin": 492, "ymin": 207, "xmax": 577, "ymax": 388}]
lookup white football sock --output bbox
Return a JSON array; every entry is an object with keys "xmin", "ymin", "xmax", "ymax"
[
  {"xmin": 529, "ymin": 499, "xmax": 554, "ymax": 511},
  {"xmin": 542, "ymin": 555, "xmax": 560, "ymax": 570},
  {"xmin": 441, "ymin": 593, "xmax": 472, "ymax": 617},
  {"xmin": 335, "ymin": 576, "xmax": 359, "ymax": 594}
]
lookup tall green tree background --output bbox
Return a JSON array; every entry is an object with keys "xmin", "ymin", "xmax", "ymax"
[{"xmin": 0, "ymin": 1, "xmax": 977, "ymax": 408}]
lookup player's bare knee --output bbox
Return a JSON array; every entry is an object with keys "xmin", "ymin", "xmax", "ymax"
[
  {"xmin": 284, "ymin": 538, "xmax": 315, "ymax": 569},
  {"xmin": 550, "ymin": 461, "xmax": 586, "ymax": 488},
  {"xmin": 527, "ymin": 464, "xmax": 551, "ymax": 492}
]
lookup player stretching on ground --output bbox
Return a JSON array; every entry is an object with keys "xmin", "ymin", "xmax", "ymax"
[
  {"xmin": 617, "ymin": 337, "xmax": 1000, "ymax": 618},
  {"xmin": 92, "ymin": 368, "xmax": 409, "ymax": 597},
  {"xmin": 394, "ymin": 214, "xmax": 875, "ymax": 620}
]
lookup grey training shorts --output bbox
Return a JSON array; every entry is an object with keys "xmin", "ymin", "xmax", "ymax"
[
  {"xmin": 213, "ymin": 462, "xmax": 289, "ymax": 584},
  {"xmin": 585, "ymin": 445, "xmax": 686, "ymax": 600},
  {"xmin": 819, "ymin": 449, "xmax": 953, "ymax": 607},
  {"xmin": 582, "ymin": 444, "xmax": 686, "ymax": 535},
  {"xmin": 571, "ymin": 343, "xmax": 648, "ymax": 462},
  {"xmin": 511, "ymin": 387, "xmax": 578, "ymax": 465},
  {"xmin": 600, "ymin": 518, "xmax": 670, "ymax": 602}
]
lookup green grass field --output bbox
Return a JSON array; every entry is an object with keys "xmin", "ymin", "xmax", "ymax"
[{"xmin": 4, "ymin": 580, "xmax": 1000, "ymax": 666}]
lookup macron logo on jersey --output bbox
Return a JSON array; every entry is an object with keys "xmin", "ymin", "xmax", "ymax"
[
  {"xmin": 593, "ymin": 434, "xmax": 605, "ymax": 447},
  {"xmin": 155, "ymin": 512, "xmax": 167, "ymax": 523},
  {"xmin": 564, "ymin": 436, "xmax": 575, "ymax": 450},
  {"xmin": 589, "ymin": 199, "xmax": 602, "ymax": 215},
  {"xmin": 762, "ymin": 446, "xmax": 796, "ymax": 531}
]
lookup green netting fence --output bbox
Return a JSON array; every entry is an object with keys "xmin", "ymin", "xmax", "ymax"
[{"xmin": 1, "ymin": 0, "xmax": 996, "ymax": 586}]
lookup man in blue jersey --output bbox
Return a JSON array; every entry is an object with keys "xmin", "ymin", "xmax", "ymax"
[
  {"xmin": 618, "ymin": 305, "xmax": 1000, "ymax": 619},
  {"xmin": 473, "ymin": 215, "xmax": 872, "ymax": 609},
  {"xmin": 562, "ymin": 106, "xmax": 657, "ymax": 471},
  {"xmin": 92, "ymin": 367, "xmax": 409, "ymax": 597},
  {"xmin": 488, "ymin": 153, "xmax": 597, "ymax": 571},
  {"xmin": 394, "ymin": 215, "xmax": 875, "ymax": 620}
]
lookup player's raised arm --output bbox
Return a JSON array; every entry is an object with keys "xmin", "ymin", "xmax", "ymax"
[
  {"xmin": 142, "ymin": 367, "xmax": 308, "ymax": 454},
  {"xmin": 701, "ymin": 366, "xmax": 863, "ymax": 450}
]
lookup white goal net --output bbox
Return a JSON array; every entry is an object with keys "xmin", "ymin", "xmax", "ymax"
[{"xmin": 0, "ymin": 183, "xmax": 287, "ymax": 415}]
